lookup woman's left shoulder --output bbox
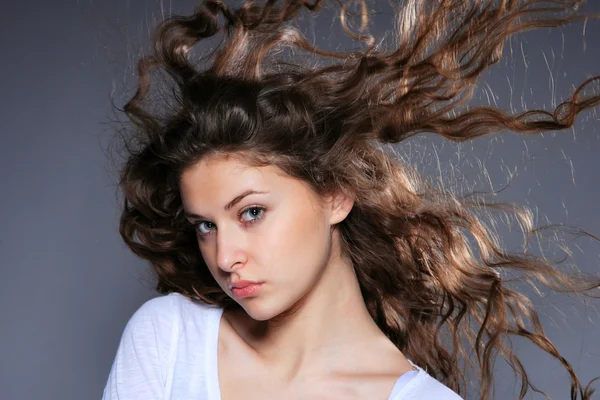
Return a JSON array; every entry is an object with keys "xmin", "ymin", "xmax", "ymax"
[{"xmin": 391, "ymin": 368, "xmax": 463, "ymax": 400}]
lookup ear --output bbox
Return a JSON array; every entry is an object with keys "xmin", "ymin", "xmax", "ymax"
[{"xmin": 325, "ymin": 190, "xmax": 355, "ymax": 225}]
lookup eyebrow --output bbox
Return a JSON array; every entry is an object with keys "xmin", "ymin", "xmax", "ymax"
[{"xmin": 184, "ymin": 190, "xmax": 269, "ymax": 219}]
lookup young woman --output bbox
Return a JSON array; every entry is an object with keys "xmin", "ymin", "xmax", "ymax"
[{"xmin": 102, "ymin": 0, "xmax": 600, "ymax": 399}]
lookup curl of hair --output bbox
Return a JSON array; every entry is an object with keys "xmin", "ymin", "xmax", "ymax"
[{"xmin": 115, "ymin": 0, "xmax": 600, "ymax": 398}]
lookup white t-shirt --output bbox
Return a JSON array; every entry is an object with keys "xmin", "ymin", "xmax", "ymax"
[{"xmin": 102, "ymin": 293, "xmax": 462, "ymax": 399}]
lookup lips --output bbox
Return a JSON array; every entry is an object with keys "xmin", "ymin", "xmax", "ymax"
[
  {"xmin": 228, "ymin": 280, "xmax": 264, "ymax": 299},
  {"xmin": 228, "ymin": 280, "xmax": 262, "ymax": 290}
]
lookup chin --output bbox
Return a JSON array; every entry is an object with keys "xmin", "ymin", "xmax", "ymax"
[{"xmin": 237, "ymin": 297, "xmax": 290, "ymax": 322}]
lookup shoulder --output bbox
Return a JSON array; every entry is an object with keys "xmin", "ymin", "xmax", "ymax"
[
  {"xmin": 102, "ymin": 293, "xmax": 223, "ymax": 399},
  {"xmin": 391, "ymin": 368, "xmax": 463, "ymax": 400},
  {"xmin": 127, "ymin": 292, "xmax": 198, "ymax": 321},
  {"xmin": 113, "ymin": 292, "xmax": 223, "ymax": 359},
  {"xmin": 123, "ymin": 292, "xmax": 221, "ymax": 337}
]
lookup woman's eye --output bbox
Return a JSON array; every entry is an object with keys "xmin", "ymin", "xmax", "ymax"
[
  {"xmin": 196, "ymin": 221, "xmax": 216, "ymax": 235},
  {"xmin": 194, "ymin": 206, "xmax": 265, "ymax": 236},
  {"xmin": 240, "ymin": 206, "xmax": 265, "ymax": 223}
]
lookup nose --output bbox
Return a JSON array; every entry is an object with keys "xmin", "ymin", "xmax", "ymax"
[{"xmin": 215, "ymin": 223, "xmax": 247, "ymax": 273}]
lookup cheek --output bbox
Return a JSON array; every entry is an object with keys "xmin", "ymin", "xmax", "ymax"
[{"xmin": 260, "ymin": 204, "xmax": 331, "ymax": 272}]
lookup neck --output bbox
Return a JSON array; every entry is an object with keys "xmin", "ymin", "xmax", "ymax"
[{"xmin": 227, "ymin": 238, "xmax": 388, "ymax": 379}]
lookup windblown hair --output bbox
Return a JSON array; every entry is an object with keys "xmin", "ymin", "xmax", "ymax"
[{"xmin": 116, "ymin": 0, "xmax": 600, "ymax": 398}]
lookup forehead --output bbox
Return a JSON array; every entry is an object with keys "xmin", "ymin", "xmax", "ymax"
[
  {"xmin": 180, "ymin": 154, "xmax": 273, "ymax": 191},
  {"xmin": 178, "ymin": 154, "xmax": 308, "ymax": 209}
]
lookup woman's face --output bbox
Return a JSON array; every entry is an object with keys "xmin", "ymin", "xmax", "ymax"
[{"xmin": 179, "ymin": 154, "xmax": 352, "ymax": 321}]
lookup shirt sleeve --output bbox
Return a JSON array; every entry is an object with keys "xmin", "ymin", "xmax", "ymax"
[{"xmin": 102, "ymin": 296, "xmax": 178, "ymax": 400}]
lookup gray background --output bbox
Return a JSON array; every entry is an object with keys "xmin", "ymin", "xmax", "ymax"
[{"xmin": 0, "ymin": 1, "xmax": 599, "ymax": 399}]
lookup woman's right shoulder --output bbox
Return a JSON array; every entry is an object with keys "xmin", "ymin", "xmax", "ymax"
[
  {"xmin": 132, "ymin": 292, "xmax": 204, "ymax": 316},
  {"xmin": 103, "ymin": 294, "xmax": 222, "ymax": 399},
  {"xmin": 123, "ymin": 292, "xmax": 221, "ymax": 338}
]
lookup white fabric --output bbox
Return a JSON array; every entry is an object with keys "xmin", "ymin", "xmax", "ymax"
[{"xmin": 102, "ymin": 292, "xmax": 462, "ymax": 399}]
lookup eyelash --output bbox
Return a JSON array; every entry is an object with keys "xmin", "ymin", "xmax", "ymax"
[{"xmin": 194, "ymin": 206, "xmax": 266, "ymax": 237}]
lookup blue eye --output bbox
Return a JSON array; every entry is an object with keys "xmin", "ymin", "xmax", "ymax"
[
  {"xmin": 240, "ymin": 206, "xmax": 265, "ymax": 223},
  {"xmin": 196, "ymin": 221, "xmax": 216, "ymax": 235},
  {"xmin": 194, "ymin": 206, "xmax": 265, "ymax": 236}
]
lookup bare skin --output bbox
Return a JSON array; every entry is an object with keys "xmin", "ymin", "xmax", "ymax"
[
  {"xmin": 179, "ymin": 154, "xmax": 415, "ymax": 399},
  {"xmin": 217, "ymin": 311, "xmax": 414, "ymax": 399}
]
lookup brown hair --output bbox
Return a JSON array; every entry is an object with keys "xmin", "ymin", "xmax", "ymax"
[{"xmin": 115, "ymin": 0, "xmax": 600, "ymax": 398}]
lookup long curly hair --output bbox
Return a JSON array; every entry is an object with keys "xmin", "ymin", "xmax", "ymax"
[{"xmin": 114, "ymin": 0, "xmax": 600, "ymax": 398}]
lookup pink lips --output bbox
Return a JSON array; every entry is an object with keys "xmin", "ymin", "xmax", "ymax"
[{"xmin": 229, "ymin": 281, "xmax": 263, "ymax": 298}]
